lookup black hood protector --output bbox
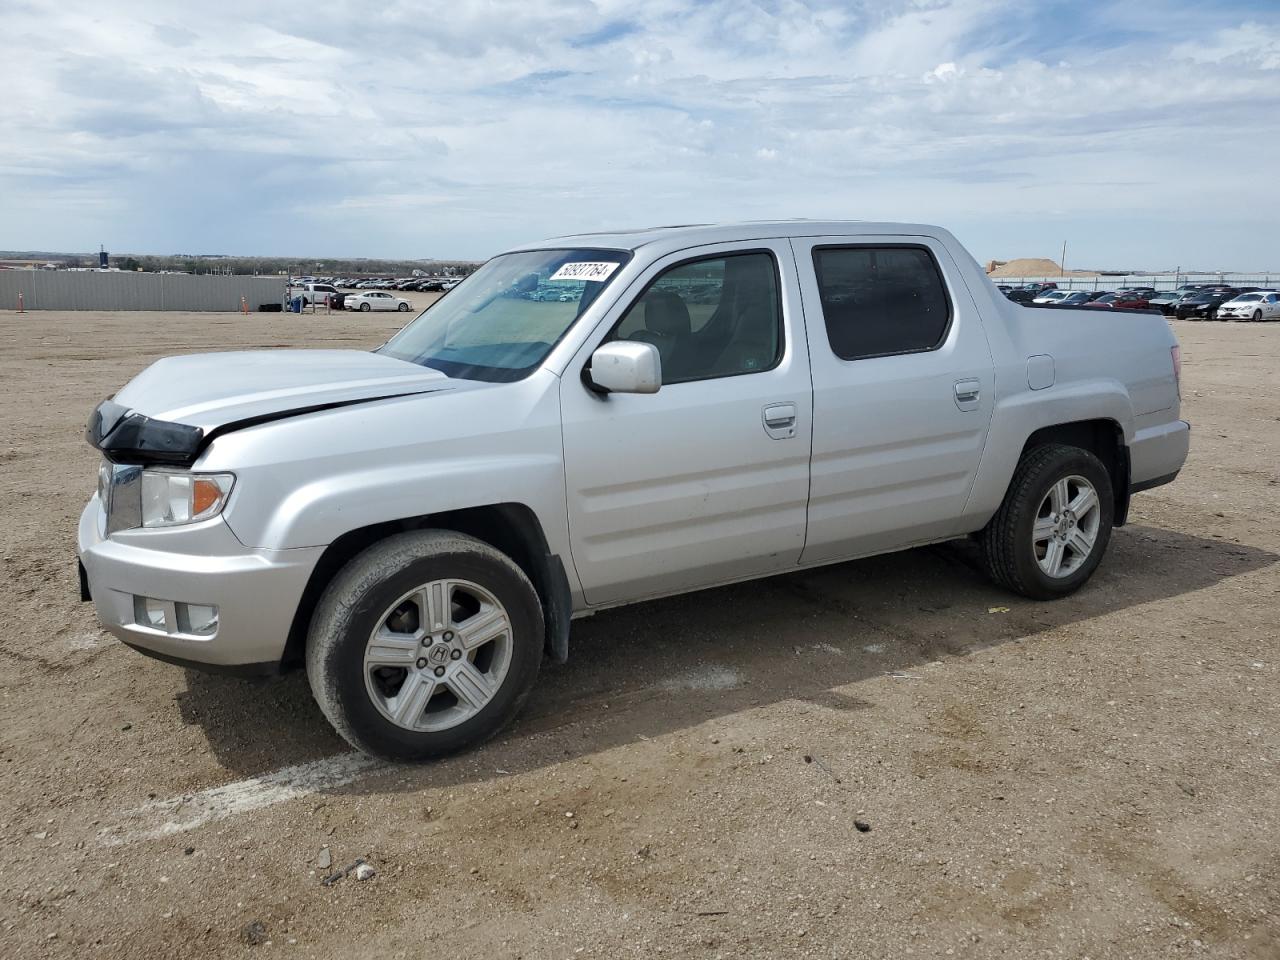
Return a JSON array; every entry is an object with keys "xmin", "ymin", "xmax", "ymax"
[
  {"xmin": 87, "ymin": 390, "xmax": 440, "ymax": 467},
  {"xmin": 87, "ymin": 400, "xmax": 202, "ymax": 466}
]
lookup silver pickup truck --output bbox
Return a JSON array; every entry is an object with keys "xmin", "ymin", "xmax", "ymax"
[{"xmin": 79, "ymin": 222, "xmax": 1189, "ymax": 760}]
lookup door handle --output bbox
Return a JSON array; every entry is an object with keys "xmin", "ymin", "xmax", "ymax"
[
  {"xmin": 953, "ymin": 379, "xmax": 981, "ymax": 411},
  {"xmin": 762, "ymin": 402, "xmax": 797, "ymax": 439}
]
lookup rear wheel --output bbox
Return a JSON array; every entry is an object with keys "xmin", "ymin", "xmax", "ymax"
[
  {"xmin": 980, "ymin": 443, "xmax": 1114, "ymax": 600},
  {"xmin": 306, "ymin": 531, "xmax": 543, "ymax": 761},
  {"xmin": 360, "ymin": 302, "xmax": 371, "ymax": 312}
]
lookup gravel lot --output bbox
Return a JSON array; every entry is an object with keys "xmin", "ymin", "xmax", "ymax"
[{"xmin": 1, "ymin": 308, "xmax": 1277, "ymax": 959}]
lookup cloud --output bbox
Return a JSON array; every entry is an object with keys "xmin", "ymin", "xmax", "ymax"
[{"xmin": 0, "ymin": 0, "xmax": 1278, "ymax": 268}]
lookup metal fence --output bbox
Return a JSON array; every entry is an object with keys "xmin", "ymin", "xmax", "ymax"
[
  {"xmin": 0, "ymin": 271, "xmax": 287, "ymax": 311},
  {"xmin": 991, "ymin": 274, "xmax": 1278, "ymax": 292}
]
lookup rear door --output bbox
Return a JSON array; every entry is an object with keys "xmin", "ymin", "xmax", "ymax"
[
  {"xmin": 790, "ymin": 235, "xmax": 995, "ymax": 564},
  {"xmin": 560, "ymin": 241, "xmax": 812, "ymax": 605}
]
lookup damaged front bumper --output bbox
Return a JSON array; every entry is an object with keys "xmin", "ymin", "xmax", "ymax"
[{"xmin": 77, "ymin": 495, "xmax": 323, "ymax": 675}]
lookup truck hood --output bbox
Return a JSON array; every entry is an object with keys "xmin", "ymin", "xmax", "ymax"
[
  {"xmin": 89, "ymin": 349, "xmax": 450, "ymax": 466},
  {"xmin": 113, "ymin": 349, "xmax": 448, "ymax": 430}
]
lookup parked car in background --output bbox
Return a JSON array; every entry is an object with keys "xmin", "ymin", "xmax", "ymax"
[
  {"xmin": 1032, "ymin": 290, "xmax": 1072, "ymax": 304},
  {"xmin": 1150, "ymin": 290, "xmax": 1192, "ymax": 315},
  {"xmin": 1006, "ymin": 282, "xmax": 1058, "ymax": 305},
  {"xmin": 1175, "ymin": 288, "xmax": 1242, "ymax": 321},
  {"xmin": 1217, "ymin": 291, "xmax": 1280, "ymax": 322},
  {"xmin": 1160, "ymin": 290, "xmax": 1211, "ymax": 316},
  {"xmin": 345, "ymin": 291, "xmax": 414, "ymax": 312},
  {"xmin": 294, "ymin": 282, "xmax": 341, "ymax": 306},
  {"xmin": 1085, "ymin": 292, "xmax": 1156, "ymax": 310},
  {"xmin": 1053, "ymin": 291, "xmax": 1104, "ymax": 306}
]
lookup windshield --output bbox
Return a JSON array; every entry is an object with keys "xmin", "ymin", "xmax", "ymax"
[
  {"xmin": 378, "ymin": 247, "xmax": 631, "ymax": 381},
  {"xmin": 1232, "ymin": 293, "xmax": 1262, "ymax": 302}
]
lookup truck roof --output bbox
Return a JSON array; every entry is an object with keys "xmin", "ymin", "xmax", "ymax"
[{"xmin": 516, "ymin": 220, "xmax": 952, "ymax": 256}]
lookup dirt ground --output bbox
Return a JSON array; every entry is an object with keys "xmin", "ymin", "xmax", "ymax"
[{"xmin": 1, "ymin": 308, "xmax": 1277, "ymax": 960}]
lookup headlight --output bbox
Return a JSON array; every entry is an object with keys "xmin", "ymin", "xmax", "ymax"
[{"xmin": 140, "ymin": 471, "xmax": 235, "ymax": 527}]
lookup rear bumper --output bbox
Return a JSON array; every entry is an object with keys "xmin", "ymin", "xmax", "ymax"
[
  {"xmin": 1129, "ymin": 419, "xmax": 1190, "ymax": 493},
  {"xmin": 77, "ymin": 497, "xmax": 323, "ymax": 672}
]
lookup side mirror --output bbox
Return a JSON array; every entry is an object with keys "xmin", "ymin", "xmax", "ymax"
[{"xmin": 588, "ymin": 341, "xmax": 661, "ymax": 394}]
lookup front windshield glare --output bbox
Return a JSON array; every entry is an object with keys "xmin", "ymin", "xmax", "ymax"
[{"xmin": 378, "ymin": 248, "xmax": 630, "ymax": 382}]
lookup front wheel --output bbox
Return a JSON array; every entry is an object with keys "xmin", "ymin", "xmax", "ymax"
[
  {"xmin": 398, "ymin": 302, "xmax": 410, "ymax": 312},
  {"xmin": 1253, "ymin": 310, "xmax": 1263, "ymax": 322},
  {"xmin": 306, "ymin": 531, "xmax": 544, "ymax": 761},
  {"xmin": 980, "ymin": 443, "xmax": 1114, "ymax": 600}
]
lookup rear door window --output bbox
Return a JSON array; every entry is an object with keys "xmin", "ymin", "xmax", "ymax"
[{"xmin": 811, "ymin": 246, "xmax": 952, "ymax": 361}]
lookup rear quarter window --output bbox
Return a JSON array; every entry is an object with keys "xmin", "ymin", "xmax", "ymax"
[{"xmin": 812, "ymin": 245, "xmax": 952, "ymax": 361}]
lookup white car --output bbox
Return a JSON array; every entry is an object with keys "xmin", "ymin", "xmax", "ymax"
[
  {"xmin": 1031, "ymin": 290, "xmax": 1071, "ymax": 304},
  {"xmin": 345, "ymin": 291, "xmax": 413, "ymax": 313},
  {"xmin": 1217, "ymin": 291, "xmax": 1280, "ymax": 322}
]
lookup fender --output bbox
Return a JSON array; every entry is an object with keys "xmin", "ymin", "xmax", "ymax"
[
  {"xmin": 202, "ymin": 371, "xmax": 585, "ymax": 613},
  {"xmin": 963, "ymin": 377, "xmax": 1134, "ymax": 522}
]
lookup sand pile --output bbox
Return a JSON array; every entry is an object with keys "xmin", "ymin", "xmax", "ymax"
[{"xmin": 987, "ymin": 258, "xmax": 1100, "ymax": 278}]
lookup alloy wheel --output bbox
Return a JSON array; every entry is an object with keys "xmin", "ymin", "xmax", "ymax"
[
  {"xmin": 1032, "ymin": 475, "xmax": 1102, "ymax": 578},
  {"xmin": 363, "ymin": 579, "xmax": 513, "ymax": 732}
]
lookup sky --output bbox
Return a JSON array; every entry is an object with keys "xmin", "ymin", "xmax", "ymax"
[{"xmin": 2, "ymin": 0, "xmax": 1278, "ymax": 269}]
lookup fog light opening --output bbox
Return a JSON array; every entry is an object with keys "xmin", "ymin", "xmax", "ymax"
[
  {"xmin": 178, "ymin": 603, "xmax": 219, "ymax": 637},
  {"xmin": 134, "ymin": 596, "xmax": 169, "ymax": 630},
  {"xmin": 132, "ymin": 597, "xmax": 217, "ymax": 636}
]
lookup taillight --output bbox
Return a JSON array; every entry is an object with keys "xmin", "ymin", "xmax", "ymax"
[{"xmin": 1171, "ymin": 345, "xmax": 1182, "ymax": 398}]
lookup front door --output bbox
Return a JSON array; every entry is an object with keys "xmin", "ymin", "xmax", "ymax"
[{"xmin": 560, "ymin": 241, "xmax": 813, "ymax": 606}]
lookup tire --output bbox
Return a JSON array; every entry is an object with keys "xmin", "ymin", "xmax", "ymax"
[
  {"xmin": 306, "ymin": 530, "xmax": 544, "ymax": 761},
  {"xmin": 398, "ymin": 302, "xmax": 410, "ymax": 312},
  {"xmin": 979, "ymin": 443, "xmax": 1114, "ymax": 600},
  {"xmin": 360, "ymin": 302, "xmax": 371, "ymax": 312},
  {"xmin": 1254, "ymin": 310, "xmax": 1263, "ymax": 322}
]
